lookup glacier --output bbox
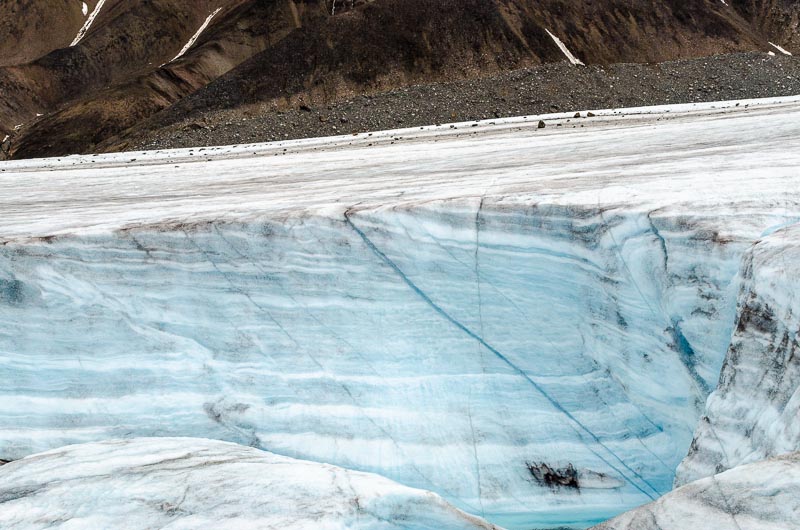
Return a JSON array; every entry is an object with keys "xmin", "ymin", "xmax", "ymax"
[
  {"xmin": 1, "ymin": 97, "xmax": 800, "ymax": 528},
  {"xmin": 594, "ymin": 452, "xmax": 800, "ymax": 530},
  {"xmin": 0, "ymin": 437, "xmax": 498, "ymax": 529},
  {"xmin": 676, "ymin": 222, "xmax": 800, "ymax": 485}
]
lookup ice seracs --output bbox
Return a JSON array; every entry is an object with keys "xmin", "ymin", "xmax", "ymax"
[{"xmin": 0, "ymin": 437, "xmax": 499, "ymax": 530}]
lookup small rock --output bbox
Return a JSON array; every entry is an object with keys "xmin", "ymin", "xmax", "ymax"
[{"xmin": 538, "ymin": 120, "xmax": 546, "ymax": 129}]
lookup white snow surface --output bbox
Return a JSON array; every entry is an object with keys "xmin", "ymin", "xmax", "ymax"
[
  {"xmin": 0, "ymin": 437, "xmax": 498, "ymax": 530},
  {"xmin": 71, "ymin": 0, "xmax": 106, "ymax": 46},
  {"xmin": 594, "ymin": 452, "xmax": 800, "ymax": 530},
  {"xmin": 1, "ymin": 97, "xmax": 800, "ymax": 528},
  {"xmin": 169, "ymin": 7, "xmax": 222, "ymax": 63},
  {"xmin": 82, "ymin": 2, "xmax": 88, "ymax": 16},
  {"xmin": 545, "ymin": 29, "xmax": 585, "ymax": 66}
]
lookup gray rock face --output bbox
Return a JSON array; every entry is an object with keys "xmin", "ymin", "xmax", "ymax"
[{"xmin": 593, "ymin": 452, "xmax": 800, "ymax": 530}]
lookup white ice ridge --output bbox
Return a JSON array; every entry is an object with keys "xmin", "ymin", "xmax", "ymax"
[
  {"xmin": 0, "ymin": 438, "xmax": 499, "ymax": 530},
  {"xmin": 676, "ymin": 222, "xmax": 800, "ymax": 485},
  {"xmin": 169, "ymin": 7, "xmax": 222, "ymax": 63},
  {"xmin": 71, "ymin": 0, "xmax": 107, "ymax": 46},
  {"xmin": 769, "ymin": 42, "xmax": 793, "ymax": 56},
  {"xmin": 1, "ymin": 97, "xmax": 800, "ymax": 528},
  {"xmin": 594, "ymin": 452, "xmax": 800, "ymax": 530},
  {"xmin": 546, "ymin": 28, "xmax": 585, "ymax": 65},
  {"xmin": 1, "ymin": 96, "xmax": 798, "ymax": 239}
]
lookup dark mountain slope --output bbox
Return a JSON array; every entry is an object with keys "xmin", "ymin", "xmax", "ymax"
[
  {"xmin": 147, "ymin": 0, "xmax": 765, "ymax": 120},
  {"xmin": 5, "ymin": 0, "xmax": 320, "ymax": 158},
  {"xmin": 0, "ymin": 0, "xmax": 100, "ymax": 67},
  {"xmin": 733, "ymin": 0, "xmax": 800, "ymax": 52},
  {"xmin": 2, "ymin": 0, "xmax": 798, "ymax": 159},
  {"xmin": 0, "ymin": 0, "xmax": 246, "ymax": 137}
]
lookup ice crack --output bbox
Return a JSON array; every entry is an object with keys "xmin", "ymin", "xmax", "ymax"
[{"xmin": 345, "ymin": 210, "xmax": 662, "ymax": 500}]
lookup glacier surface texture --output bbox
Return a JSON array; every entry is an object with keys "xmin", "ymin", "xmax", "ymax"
[
  {"xmin": 594, "ymin": 451, "xmax": 800, "ymax": 530},
  {"xmin": 677, "ymin": 222, "xmax": 800, "ymax": 485},
  {"xmin": 1, "ymin": 97, "xmax": 799, "ymax": 528},
  {"xmin": 0, "ymin": 437, "xmax": 498, "ymax": 529}
]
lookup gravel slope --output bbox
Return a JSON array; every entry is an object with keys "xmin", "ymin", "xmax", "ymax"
[{"xmin": 109, "ymin": 52, "xmax": 800, "ymax": 153}]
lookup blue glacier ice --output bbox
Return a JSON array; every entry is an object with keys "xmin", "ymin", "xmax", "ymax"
[{"xmin": 1, "ymin": 97, "xmax": 800, "ymax": 528}]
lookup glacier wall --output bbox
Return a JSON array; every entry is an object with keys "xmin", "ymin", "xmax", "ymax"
[
  {"xmin": 676, "ymin": 223, "xmax": 800, "ymax": 486},
  {"xmin": 2, "ymin": 199, "xmax": 795, "ymax": 528},
  {"xmin": 2, "ymin": 98, "xmax": 800, "ymax": 528}
]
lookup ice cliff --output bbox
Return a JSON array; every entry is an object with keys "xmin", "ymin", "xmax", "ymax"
[
  {"xmin": 676, "ymin": 223, "xmax": 800, "ymax": 485},
  {"xmin": 1, "ymin": 97, "xmax": 800, "ymax": 528}
]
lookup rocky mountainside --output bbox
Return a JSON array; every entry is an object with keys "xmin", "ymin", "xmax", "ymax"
[
  {"xmin": 1, "ymin": 0, "xmax": 798, "ymax": 159},
  {"xmin": 733, "ymin": 0, "xmax": 800, "ymax": 51}
]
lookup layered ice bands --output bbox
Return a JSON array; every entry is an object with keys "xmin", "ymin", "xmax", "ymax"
[
  {"xmin": 676, "ymin": 223, "xmax": 800, "ymax": 485},
  {"xmin": 1, "ymin": 98, "xmax": 800, "ymax": 528}
]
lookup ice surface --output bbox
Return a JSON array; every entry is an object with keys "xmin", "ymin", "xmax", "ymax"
[
  {"xmin": 676, "ymin": 223, "xmax": 800, "ymax": 485},
  {"xmin": 1, "ymin": 97, "xmax": 799, "ymax": 528},
  {"xmin": 0, "ymin": 437, "xmax": 498, "ymax": 529},
  {"xmin": 594, "ymin": 452, "xmax": 800, "ymax": 530}
]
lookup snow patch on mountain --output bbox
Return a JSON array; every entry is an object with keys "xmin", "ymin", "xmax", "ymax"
[
  {"xmin": 1, "ymin": 98, "xmax": 799, "ymax": 528},
  {"xmin": 770, "ymin": 42, "xmax": 793, "ymax": 56},
  {"xmin": 71, "ymin": 0, "xmax": 106, "ymax": 46},
  {"xmin": 545, "ymin": 29, "xmax": 585, "ymax": 66},
  {"xmin": 169, "ymin": 7, "xmax": 222, "ymax": 63}
]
